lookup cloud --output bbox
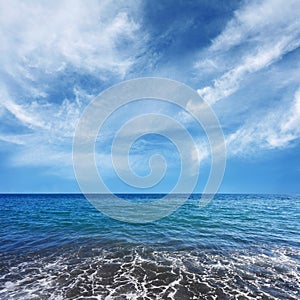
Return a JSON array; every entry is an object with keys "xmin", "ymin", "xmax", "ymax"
[
  {"xmin": 196, "ymin": 0, "xmax": 300, "ymax": 104},
  {"xmin": 96, "ymin": 111, "xmax": 207, "ymax": 178},
  {"xmin": 0, "ymin": 134, "xmax": 28, "ymax": 145},
  {"xmin": 0, "ymin": 83, "xmax": 85, "ymax": 136},
  {"xmin": 281, "ymin": 89, "xmax": 300, "ymax": 133},
  {"xmin": 0, "ymin": 0, "xmax": 143, "ymax": 79},
  {"xmin": 0, "ymin": 83, "xmax": 87, "ymax": 179},
  {"xmin": 191, "ymin": 0, "xmax": 300, "ymax": 159},
  {"xmin": 0, "ymin": 87, "xmax": 48, "ymax": 129},
  {"xmin": 0, "ymin": 0, "xmax": 148, "ymax": 178},
  {"xmin": 226, "ymin": 88, "xmax": 300, "ymax": 155},
  {"xmin": 209, "ymin": 0, "xmax": 300, "ymax": 52}
]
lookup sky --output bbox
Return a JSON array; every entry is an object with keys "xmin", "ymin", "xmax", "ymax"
[{"xmin": 0, "ymin": 0, "xmax": 300, "ymax": 194}]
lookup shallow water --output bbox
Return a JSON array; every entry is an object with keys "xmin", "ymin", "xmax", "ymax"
[{"xmin": 0, "ymin": 194, "xmax": 299, "ymax": 299}]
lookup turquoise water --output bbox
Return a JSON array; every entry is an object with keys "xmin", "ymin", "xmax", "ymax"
[{"xmin": 0, "ymin": 194, "xmax": 299, "ymax": 299}]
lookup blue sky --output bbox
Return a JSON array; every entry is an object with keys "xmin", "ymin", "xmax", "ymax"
[{"xmin": 0, "ymin": 0, "xmax": 300, "ymax": 193}]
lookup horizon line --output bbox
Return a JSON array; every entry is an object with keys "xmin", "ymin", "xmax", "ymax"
[{"xmin": 0, "ymin": 192, "xmax": 299, "ymax": 195}]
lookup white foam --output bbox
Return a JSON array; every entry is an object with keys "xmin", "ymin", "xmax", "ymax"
[{"xmin": 0, "ymin": 245, "xmax": 299, "ymax": 299}]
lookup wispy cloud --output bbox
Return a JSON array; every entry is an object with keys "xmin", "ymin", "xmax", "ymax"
[
  {"xmin": 0, "ymin": 0, "xmax": 147, "ymax": 177},
  {"xmin": 0, "ymin": 0, "xmax": 143, "ymax": 79},
  {"xmin": 0, "ymin": 0, "xmax": 146, "ymax": 142},
  {"xmin": 226, "ymin": 87, "xmax": 300, "ymax": 155},
  {"xmin": 192, "ymin": 0, "xmax": 300, "ymax": 157},
  {"xmin": 196, "ymin": 0, "xmax": 300, "ymax": 104}
]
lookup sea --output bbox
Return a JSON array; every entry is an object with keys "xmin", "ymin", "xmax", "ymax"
[{"xmin": 0, "ymin": 194, "xmax": 299, "ymax": 299}]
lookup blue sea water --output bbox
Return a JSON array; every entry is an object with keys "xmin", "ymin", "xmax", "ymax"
[{"xmin": 0, "ymin": 194, "xmax": 299, "ymax": 299}]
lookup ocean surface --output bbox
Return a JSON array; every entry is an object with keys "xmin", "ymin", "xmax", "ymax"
[{"xmin": 0, "ymin": 194, "xmax": 299, "ymax": 299}]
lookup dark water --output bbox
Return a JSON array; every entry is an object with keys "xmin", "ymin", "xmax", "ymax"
[{"xmin": 0, "ymin": 194, "xmax": 299, "ymax": 299}]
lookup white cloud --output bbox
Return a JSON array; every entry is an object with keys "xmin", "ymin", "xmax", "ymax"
[
  {"xmin": 281, "ymin": 89, "xmax": 300, "ymax": 133},
  {"xmin": 210, "ymin": 0, "xmax": 300, "ymax": 52},
  {"xmin": 0, "ymin": 84, "xmax": 84, "ymax": 136},
  {"xmin": 0, "ymin": 0, "xmax": 147, "ymax": 177},
  {"xmin": 191, "ymin": 0, "xmax": 300, "ymax": 159},
  {"xmin": 196, "ymin": 0, "xmax": 300, "ymax": 104},
  {"xmin": 0, "ymin": 134, "xmax": 28, "ymax": 145},
  {"xmin": 226, "ymin": 88, "xmax": 300, "ymax": 155},
  {"xmin": 0, "ymin": 0, "xmax": 143, "ymax": 79},
  {"xmin": 0, "ymin": 83, "xmax": 87, "ymax": 178},
  {"xmin": 2, "ymin": 98, "xmax": 47, "ymax": 129}
]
